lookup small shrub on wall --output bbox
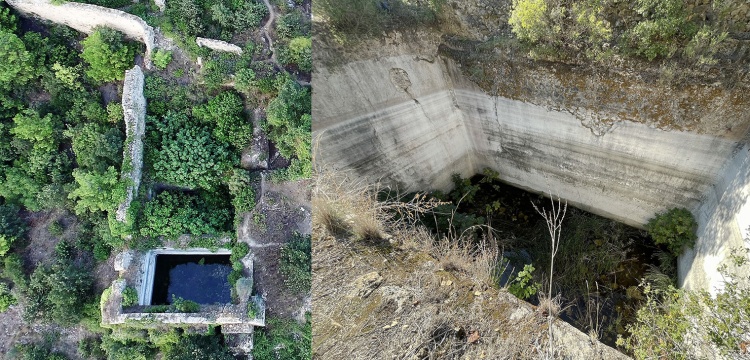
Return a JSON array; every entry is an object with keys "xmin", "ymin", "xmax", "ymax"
[{"xmin": 646, "ymin": 207, "xmax": 697, "ymax": 256}]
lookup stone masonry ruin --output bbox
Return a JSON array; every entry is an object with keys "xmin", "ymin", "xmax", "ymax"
[{"xmin": 116, "ymin": 66, "xmax": 146, "ymax": 226}]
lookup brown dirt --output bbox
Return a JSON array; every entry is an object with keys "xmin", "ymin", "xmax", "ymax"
[
  {"xmin": 239, "ymin": 175, "xmax": 311, "ymax": 319},
  {"xmin": 1, "ymin": 210, "xmax": 109, "ymax": 359}
]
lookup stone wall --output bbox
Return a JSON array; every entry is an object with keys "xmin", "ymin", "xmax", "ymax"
[
  {"xmin": 6, "ymin": 0, "xmax": 155, "ymax": 68},
  {"xmin": 115, "ymin": 66, "xmax": 146, "ymax": 225},
  {"xmin": 196, "ymin": 37, "xmax": 243, "ymax": 54},
  {"xmin": 313, "ymin": 47, "xmax": 750, "ymax": 293}
]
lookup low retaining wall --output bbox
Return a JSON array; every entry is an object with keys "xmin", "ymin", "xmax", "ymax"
[{"xmin": 6, "ymin": 0, "xmax": 155, "ymax": 68}]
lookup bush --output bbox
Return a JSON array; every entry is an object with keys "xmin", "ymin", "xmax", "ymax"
[
  {"xmin": 0, "ymin": 204, "xmax": 27, "ymax": 257},
  {"xmin": 286, "ymin": 37, "xmax": 311, "ymax": 72},
  {"xmin": 122, "ymin": 286, "xmax": 138, "ymax": 307},
  {"xmin": 139, "ymin": 190, "xmax": 232, "ymax": 240},
  {"xmin": 192, "ymin": 91, "xmax": 252, "ymax": 150},
  {"xmin": 152, "ymin": 49, "xmax": 173, "ymax": 70},
  {"xmin": 25, "ymin": 261, "xmax": 95, "ymax": 325},
  {"xmin": 11, "ymin": 109, "xmax": 59, "ymax": 152},
  {"xmin": 646, "ymin": 208, "xmax": 697, "ymax": 256},
  {"xmin": 0, "ymin": 31, "xmax": 34, "ymax": 92},
  {"xmin": 150, "ymin": 111, "xmax": 234, "ymax": 190},
  {"xmin": 81, "ymin": 27, "xmax": 135, "ymax": 83},
  {"xmin": 78, "ymin": 337, "xmax": 106, "ymax": 360},
  {"xmin": 163, "ymin": 334, "xmax": 234, "ymax": 360},
  {"xmin": 0, "ymin": 282, "xmax": 17, "ymax": 312},
  {"xmin": 68, "ymin": 166, "xmax": 126, "ymax": 215},
  {"xmin": 622, "ymin": 0, "xmax": 696, "ymax": 61},
  {"xmin": 3, "ymin": 254, "xmax": 27, "ymax": 289},
  {"xmin": 10, "ymin": 343, "xmax": 68, "ymax": 360},
  {"xmin": 171, "ymin": 296, "xmax": 200, "ymax": 313},
  {"xmin": 65, "ymin": 123, "xmax": 124, "ymax": 172},
  {"xmin": 508, "ymin": 0, "xmax": 612, "ymax": 60},
  {"xmin": 279, "ymin": 232, "xmax": 311, "ymax": 293},
  {"xmin": 253, "ymin": 315, "xmax": 311, "ymax": 360},
  {"xmin": 265, "ymin": 78, "xmax": 311, "ymax": 178},
  {"xmin": 226, "ymin": 168, "xmax": 257, "ymax": 218}
]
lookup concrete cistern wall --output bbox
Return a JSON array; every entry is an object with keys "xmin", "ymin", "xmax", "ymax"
[{"xmin": 313, "ymin": 53, "xmax": 750, "ymax": 293}]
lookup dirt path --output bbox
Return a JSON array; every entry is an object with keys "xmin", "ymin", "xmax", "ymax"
[{"xmin": 261, "ymin": 0, "xmax": 280, "ymax": 68}]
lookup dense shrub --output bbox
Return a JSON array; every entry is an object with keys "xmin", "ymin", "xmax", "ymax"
[
  {"xmin": 68, "ymin": 166, "xmax": 126, "ymax": 215},
  {"xmin": 279, "ymin": 232, "xmax": 311, "ymax": 293},
  {"xmin": 193, "ymin": 91, "xmax": 252, "ymax": 150},
  {"xmin": 150, "ymin": 111, "xmax": 234, "ymax": 190},
  {"xmin": 0, "ymin": 31, "xmax": 34, "ymax": 92},
  {"xmin": 152, "ymin": 49, "xmax": 173, "ymax": 70},
  {"xmin": 11, "ymin": 109, "xmax": 59, "ymax": 152},
  {"xmin": 81, "ymin": 27, "xmax": 135, "ymax": 83},
  {"xmin": 3, "ymin": 254, "xmax": 27, "ymax": 289},
  {"xmin": 163, "ymin": 334, "xmax": 233, "ymax": 360},
  {"xmin": 10, "ymin": 343, "xmax": 68, "ymax": 360},
  {"xmin": 0, "ymin": 204, "xmax": 27, "ymax": 257},
  {"xmin": 122, "ymin": 286, "xmax": 138, "ymax": 307},
  {"xmin": 508, "ymin": 0, "xmax": 612, "ymax": 60},
  {"xmin": 265, "ymin": 78, "xmax": 311, "ymax": 179},
  {"xmin": 253, "ymin": 315, "xmax": 311, "ymax": 360},
  {"xmin": 279, "ymin": 37, "xmax": 311, "ymax": 72},
  {"xmin": 171, "ymin": 296, "xmax": 200, "ymax": 313},
  {"xmin": 646, "ymin": 207, "xmax": 697, "ymax": 256},
  {"xmin": 622, "ymin": 0, "xmax": 697, "ymax": 61},
  {"xmin": 226, "ymin": 168, "xmax": 257, "ymax": 218},
  {"xmin": 0, "ymin": 282, "xmax": 16, "ymax": 312},
  {"xmin": 65, "ymin": 123, "xmax": 124, "ymax": 172},
  {"xmin": 25, "ymin": 261, "xmax": 95, "ymax": 325},
  {"xmin": 139, "ymin": 190, "xmax": 232, "ymax": 240}
]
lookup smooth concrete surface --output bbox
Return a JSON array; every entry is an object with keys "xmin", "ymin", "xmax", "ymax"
[{"xmin": 314, "ymin": 54, "xmax": 749, "ymax": 292}]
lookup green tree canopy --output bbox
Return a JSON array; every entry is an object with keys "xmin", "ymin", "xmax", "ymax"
[
  {"xmin": 11, "ymin": 109, "xmax": 58, "ymax": 152},
  {"xmin": 192, "ymin": 91, "xmax": 252, "ymax": 150},
  {"xmin": 81, "ymin": 27, "xmax": 135, "ymax": 83},
  {"xmin": 0, "ymin": 31, "xmax": 33, "ymax": 91},
  {"xmin": 65, "ymin": 123, "xmax": 123, "ymax": 172},
  {"xmin": 68, "ymin": 166, "xmax": 126, "ymax": 215}
]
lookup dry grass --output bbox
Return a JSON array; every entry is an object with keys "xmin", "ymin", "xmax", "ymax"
[{"xmin": 312, "ymin": 170, "xmax": 629, "ymax": 359}]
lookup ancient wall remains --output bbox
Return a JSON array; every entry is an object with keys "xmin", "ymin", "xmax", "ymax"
[{"xmin": 115, "ymin": 66, "xmax": 146, "ymax": 225}]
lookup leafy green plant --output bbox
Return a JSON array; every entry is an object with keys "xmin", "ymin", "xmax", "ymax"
[
  {"xmin": 279, "ymin": 232, "xmax": 311, "ymax": 293},
  {"xmin": 48, "ymin": 220, "xmax": 65, "ymax": 237},
  {"xmin": 122, "ymin": 286, "xmax": 138, "ymax": 307},
  {"xmin": 247, "ymin": 299, "xmax": 258, "ymax": 318},
  {"xmin": 68, "ymin": 166, "xmax": 126, "ymax": 215},
  {"xmin": 507, "ymin": 264, "xmax": 540, "ymax": 300},
  {"xmin": 24, "ymin": 261, "xmax": 95, "ymax": 325},
  {"xmin": 265, "ymin": 78, "xmax": 311, "ymax": 179},
  {"xmin": 0, "ymin": 282, "xmax": 17, "ymax": 312},
  {"xmin": 0, "ymin": 31, "xmax": 34, "ymax": 92},
  {"xmin": 162, "ymin": 334, "xmax": 233, "ymax": 360},
  {"xmin": 139, "ymin": 190, "xmax": 232, "ymax": 240},
  {"xmin": 171, "ymin": 295, "xmax": 200, "ymax": 313},
  {"xmin": 192, "ymin": 91, "xmax": 252, "ymax": 150},
  {"xmin": 0, "ymin": 204, "xmax": 27, "ymax": 258},
  {"xmin": 150, "ymin": 111, "xmax": 234, "ymax": 190},
  {"xmin": 81, "ymin": 27, "xmax": 135, "ymax": 83},
  {"xmin": 65, "ymin": 123, "xmax": 123, "ymax": 172},
  {"xmin": 252, "ymin": 315, "xmax": 311, "ymax": 360},
  {"xmin": 622, "ymin": 0, "xmax": 697, "ymax": 61},
  {"xmin": 10, "ymin": 343, "xmax": 68, "ymax": 360},
  {"xmin": 646, "ymin": 208, "xmax": 697, "ymax": 256},
  {"xmin": 152, "ymin": 49, "xmax": 173, "ymax": 70}
]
